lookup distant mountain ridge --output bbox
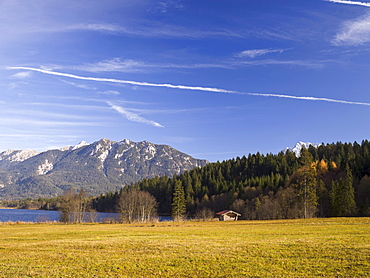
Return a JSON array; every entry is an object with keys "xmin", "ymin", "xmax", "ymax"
[{"xmin": 0, "ymin": 138, "xmax": 208, "ymax": 199}]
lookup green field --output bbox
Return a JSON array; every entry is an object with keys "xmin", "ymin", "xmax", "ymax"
[{"xmin": 0, "ymin": 218, "xmax": 369, "ymax": 277}]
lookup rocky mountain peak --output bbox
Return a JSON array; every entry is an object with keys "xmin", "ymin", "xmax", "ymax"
[
  {"xmin": 0, "ymin": 138, "xmax": 208, "ymax": 199},
  {"xmin": 285, "ymin": 141, "xmax": 321, "ymax": 157}
]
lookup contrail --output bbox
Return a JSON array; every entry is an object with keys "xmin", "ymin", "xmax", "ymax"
[
  {"xmin": 8, "ymin": 66, "xmax": 235, "ymax": 94},
  {"xmin": 326, "ymin": 0, "xmax": 370, "ymax": 7},
  {"xmin": 106, "ymin": 101, "xmax": 164, "ymax": 128},
  {"xmin": 248, "ymin": 93, "xmax": 370, "ymax": 106},
  {"xmin": 7, "ymin": 66, "xmax": 370, "ymax": 106}
]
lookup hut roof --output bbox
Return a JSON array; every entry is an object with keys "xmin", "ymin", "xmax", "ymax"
[{"xmin": 216, "ymin": 210, "xmax": 241, "ymax": 216}]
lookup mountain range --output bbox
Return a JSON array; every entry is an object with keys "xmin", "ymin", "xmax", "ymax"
[{"xmin": 0, "ymin": 138, "xmax": 208, "ymax": 199}]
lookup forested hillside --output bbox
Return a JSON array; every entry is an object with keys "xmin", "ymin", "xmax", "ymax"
[{"xmin": 94, "ymin": 140, "xmax": 370, "ymax": 219}]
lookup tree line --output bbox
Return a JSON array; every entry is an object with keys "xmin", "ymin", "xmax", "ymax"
[{"xmin": 2, "ymin": 140, "xmax": 370, "ymax": 221}]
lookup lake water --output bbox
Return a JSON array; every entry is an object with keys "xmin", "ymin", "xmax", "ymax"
[
  {"xmin": 0, "ymin": 209, "xmax": 120, "ymax": 223},
  {"xmin": 0, "ymin": 209, "xmax": 173, "ymax": 223}
]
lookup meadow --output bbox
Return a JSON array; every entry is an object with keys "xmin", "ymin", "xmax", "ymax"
[{"xmin": 0, "ymin": 218, "xmax": 369, "ymax": 277}]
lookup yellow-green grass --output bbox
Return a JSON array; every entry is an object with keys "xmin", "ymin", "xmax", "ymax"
[{"xmin": 0, "ymin": 218, "xmax": 369, "ymax": 277}]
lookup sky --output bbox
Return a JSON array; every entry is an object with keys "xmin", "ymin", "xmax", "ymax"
[{"xmin": 2, "ymin": 0, "xmax": 370, "ymax": 162}]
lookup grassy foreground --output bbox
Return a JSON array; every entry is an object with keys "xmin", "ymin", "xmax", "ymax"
[{"xmin": 0, "ymin": 218, "xmax": 369, "ymax": 277}]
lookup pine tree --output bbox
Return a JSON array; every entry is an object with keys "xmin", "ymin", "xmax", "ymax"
[
  {"xmin": 172, "ymin": 180, "xmax": 186, "ymax": 220},
  {"xmin": 358, "ymin": 175, "xmax": 370, "ymax": 215},
  {"xmin": 330, "ymin": 165, "xmax": 356, "ymax": 216}
]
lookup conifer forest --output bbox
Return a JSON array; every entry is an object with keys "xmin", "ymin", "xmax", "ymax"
[{"xmin": 92, "ymin": 140, "xmax": 370, "ymax": 219}]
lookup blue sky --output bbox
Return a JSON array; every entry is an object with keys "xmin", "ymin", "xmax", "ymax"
[{"xmin": 2, "ymin": 0, "xmax": 370, "ymax": 162}]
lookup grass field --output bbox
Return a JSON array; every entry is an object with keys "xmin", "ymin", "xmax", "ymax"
[{"xmin": 0, "ymin": 218, "xmax": 369, "ymax": 277}]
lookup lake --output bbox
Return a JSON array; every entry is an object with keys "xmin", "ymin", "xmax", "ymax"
[
  {"xmin": 0, "ymin": 209, "xmax": 120, "ymax": 223},
  {"xmin": 0, "ymin": 209, "xmax": 173, "ymax": 223}
]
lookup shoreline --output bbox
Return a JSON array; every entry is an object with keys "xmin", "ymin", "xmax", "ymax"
[{"xmin": 0, "ymin": 207, "xmax": 17, "ymax": 209}]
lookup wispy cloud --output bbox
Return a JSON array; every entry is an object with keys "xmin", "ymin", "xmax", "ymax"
[
  {"xmin": 70, "ymin": 59, "xmax": 233, "ymax": 72},
  {"xmin": 233, "ymin": 49, "xmax": 323, "ymax": 68},
  {"xmin": 1, "ymin": 108, "xmax": 104, "ymax": 121},
  {"xmin": 0, "ymin": 2, "xmax": 287, "ymax": 45},
  {"xmin": 1, "ymin": 118, "xmax": 103, "ymax": 127},
  {"xmin": 74, "ymin": 58, "xmax": 144, "ymax": 73},
  {"xmin": 235, "ymin": 48, "xmax": 287, "ymax": 58},
  {"xmin": 333, "ymin": 12, "xmax": 370, "ymax": 45},
  {"xmin": 40, "ymin": 55, "xmax": 320, "ymax": 77},
  {"xmin": 7, "ymin": 71, "xmax": 33, "ymax": 90},
  {"xmin": 65, "ymin": 21, "xmax": 302, "ymax": 42},
  {"xmin": 149, "ymin": 0, "xmax": 184, "ymax": 13},
  {"xmin": 8, "ymin": 71, "xmax": 32, "ymax": 79},
  {"xmin": 107, "ymin": 101, "xmax": 164, "ymax": 128},
  {"xmin": 8, "ymin": 83, "xmax": 18, "ymax": 90},
  {"xmin": 124, "ymin": 107, "xmax": 208, "ymax": 117},
  {"xmin": 62, "ymin": 22, "xmax": 245, "ymax": 39},
  {"xmin": 68, "ymin": 23, "xmax": 128, "ymax": 33},
  {"xmin": 98, "ymin": 90, "xmax": 120, "ymax": 95},
  {"xmin": 28, "ymin": 101, "xmax": 110, "ymax": 112},
  {"xmin": 237, "ymin": 59, "xmax": 324, "ymax": 68},
  {"xmin": 8, "ymin": 66, "xmax": 370, "ymax": 107},
  {"xmin": 60, "ymin": 79, "xmax": 97, "ymax": 90},
  {"xmin": 326, "ymin": 0, "xmax": 370, "ymax": 7},
  {"xmin": 0, "ymin": 133, "xmax": 77, "ymax": 139}
]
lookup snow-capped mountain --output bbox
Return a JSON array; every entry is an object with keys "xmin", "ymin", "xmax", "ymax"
[
  {"xmin": 285, "ymin": 141, "xmax": 321, "ymax": 157},
  {"xmin": 0, "ymin": 149, "xmax": 39, "ymax": 163},
  {"xmin": 0, "ymin": 138, "xmax": 208, "ymax": 199},
  {"xmin": 59, "ymin": 141, "xmax": 89, "ymax": 151}
]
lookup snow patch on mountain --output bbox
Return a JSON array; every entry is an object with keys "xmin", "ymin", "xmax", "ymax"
[
  {"xmin": 114, "ymin": 142, "xmax": 135, "ymax": 159},
  {"xmin": 37, "ymin": 159, "xmax": 53, "ymax": 175},
  {"xmin": 147, "ymin": 144, "xmax": 156, "ymax": 156},
  {"xmin": 72, "ymin": 141, "xmax": 89, "ymax": 150},
  {"xmin": 144, "ymin": 143, "xmax": 156, "ymax": 160},
  {"xmin": 84, "ymin": 139, "xmax": 114, "ymax": 164},
  {"xmin": 98, "ymin": 150, "xmax": 110, "ymax": 163},
  {"xmin": 114, "ymin": 153, "xmax": 122, "ymax": 159},
  {"xmin": 0, "ymin": 149, "xmax": 39, "ymax": 162},
  {"xmin": 118, "ymin": 138, "xmax": 132, "ymax": 145},
  {"xmin": 60, "ymin": 141, "xmax": 89, "ymax": 151},
  {"xmin": 12, "ymin": 149, "xmax": 39, "ymax": 161},
  {"xmin": 285, "ymin": 141, "xmax": 321, "ymax": 157}
]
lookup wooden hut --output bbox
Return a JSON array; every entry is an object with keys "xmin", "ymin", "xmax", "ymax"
[{"xmin": 216, "ymin": 210, "xmax": 241, "ymax": 221}]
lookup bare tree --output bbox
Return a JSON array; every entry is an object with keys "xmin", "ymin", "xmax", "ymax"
[
  {"xmin": 194, "ymin": 207, "xmax": 214, "ymax": 221},
  {"xmin": 59, "ymin": 188, "xmax": 77, "ymax": 223},
  {"xmin": 117, "ymin": 190, "xmax": 136, "ymax": 223},
  {"xmin": 59, "ymin": 188, "xmax": 94, "ymax": 223},
  {"xmin": 137, "ymin": 191, "xmax": 157, "ymax": 222},
  {"xmin": 117, "ymin": 189, "xmax": 157, "ymax": 223}
]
